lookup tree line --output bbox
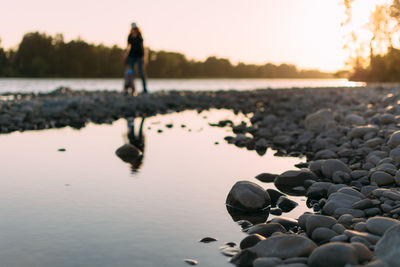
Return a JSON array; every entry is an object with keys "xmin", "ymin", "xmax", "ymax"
[
  {"xmin": 343, "ymin": 0, "xmax": 400, "ymax": 82},
  {"xmin": 0, "ymin": 32, "xmax": 332, "ymax": 79}
]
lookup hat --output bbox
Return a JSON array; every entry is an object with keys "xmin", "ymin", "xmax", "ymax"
[{"xmin": 131, "ymin": 22, "xmax": 137, "ymax": 29}]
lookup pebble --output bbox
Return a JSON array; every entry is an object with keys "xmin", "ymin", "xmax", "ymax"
[
  {"xmin": 183, "ymin": 259, "xmax": 198, "ymax": 265},
  {"xmin": 199, "ymin": 237, "xmax": 217, "ymax": 243}
]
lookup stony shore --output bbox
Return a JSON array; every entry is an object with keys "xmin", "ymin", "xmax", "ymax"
[{"xmin": 2, "ymin": 85, "xmax": 400, "ymax": 266}]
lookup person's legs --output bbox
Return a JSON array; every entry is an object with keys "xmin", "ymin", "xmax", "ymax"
[{"xmin": 136, "ymin": 58, "xmax": 148, "ymax": 93}]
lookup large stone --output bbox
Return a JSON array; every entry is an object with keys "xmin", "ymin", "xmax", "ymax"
[
  {"xmin": 253, "ymin": 257, "xmax": 283, "ymax": 267},
  {"xmin": 305, "ymin": 214, "xmax": 337, "ymax": 236},
  {"xmin": 365, "ymin": 216, "xmax": 400, "ymax": 236},
  {"xmin": 252, "ymin": 234, "xmax": 317, "ymax": 259},
  {"xmin": 226, "ymin": 181, "xmax": 271, "ymax": 212},
  {"xmin": 311, "ymin": 227, "xmax": 337, "ymax": 244},
  {"xmin": 304, "ymin": 109, "xmax": 333, "ymax": 132},
  {"xmin": 375, "ymin": 224, "xmax": 400, "ymax": 266},
  {"xmin": 321, "ymin": 159, "xmax": 351, "ymax": 178},
  {"xmin": 240, "ymin": 234, "xmax": 266, "ymax": 249},
  {"xmin": 274, "ymin": 169, "xmax": 317, "ymax": 189},
  {"xmin": 277, "ymin": 196, "xmax": 298, "ymax": 212},
  {"xmin": 370, "ymin": 171, "xmax": 395, "ymax": 186},
  {"xmin": 322, "ymin": 192, "xmax": 362, "ymax": 216},
  {"xmin": 308, "ymin": 242, "xmax": 371, "ymax": 267},
  {"xmin": 388, "ymin": 130, "xmax": 400, "ymax": 148},
  {"xmin": 270, "ymin": 217, "xmax": 298, "ymax": 231},
  {"xmin": 306, "ymin": 182, "xmax": 332, "ymax": 199},
  {"xmin": 246, "ymin": 222, "xmax": 286, "ymax": 238}
]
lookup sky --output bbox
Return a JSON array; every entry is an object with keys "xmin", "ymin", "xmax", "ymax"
[{"xmin": 0, "ymin": 0, "xmax": 388, "ymax": 72}]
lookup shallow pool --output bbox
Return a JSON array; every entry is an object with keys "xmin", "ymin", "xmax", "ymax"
[{"xmin": 0, "ymin": 109, "xmax": 308, "ymax": 267}]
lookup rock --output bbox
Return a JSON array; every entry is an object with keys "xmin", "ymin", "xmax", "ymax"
[
  {"xmin": 266, "ymin": 188, "xmax": 285, "ymax": 207},
  {"xmin": 330, "ymin": 234, "xmax": 348, "ymax": 242},
  {"xmin": 308, "ymin": 242, "xmax": 371, "ymax": 267},
  {"xmin": 255, "ymin": 173, "xmax": 277, "ymax": 183},
  {"xmin": 315, "ymin": 149, "xmax": 337, "ymax": 160},
  {"xmin": 253, "ymin": 257, "xmax": 283, "ymax": 267},
  {"xmin": 351, "ymin": 242, "xmax": 374, "ymax": 262},
  {"xmin": 332, "ymin": 223, "xmax": 346, "ymax": 234},
  {"xmin": 219, "ymin": 246, "xmax": 240, "ymax": 257},
  {"xmin": 351, "ymin": 170, "xmax": 369, "ymax": 181},
  {"xmin": 252, "ymin": 234, "xmax": 317, "ymax": 259},
  {"xmin": 311, "ymin": 227, "xmax": 337, "ymax": 244},
  {"xmin": 306, "ymin": 182, "xmax": 332, "ymax": 199},
  {"xmin": 379, "ymin": 113, "xmax": 396, "ymax": 124},
  {"xmin": 364, "ymin": 259, "xmax": 390, "ymax": 267},
  {"xmin": 304, "ymin": 109, "xmax": 333, "ymax": 132},
  {"xmin": 390, "ymin": 147, "xmax": 400, "ymax": 164},
  {"xmin": 273, "ymin": 135, "xmax": 294, "ymax": 146},
  {"xmin": 370, "ymin": 171, "xmax": 395, "ymax": 186},
  {"xmin": 283, "ymin": 257, "xmax": 308, "ymax": 264},
  {"xmin": 274, "ymin": 169, "xmax": 317, "ymax": 189},
  {"xmin": 183, "ymin": 259, "xmax": 198, "ymax": 265},
  {"xmin": 269, "ymin": 217, "xmax": 298, "ymax": 230},
  {"xmin": 337, "ymin": 187, "xmax": 365, "ymax": 199},
  {"xmin": 277, "ymin": 196, "xmax": 298, "ymax": 212},
  {"xmin": 230, "ymin": 248, "xmax": 257, "ymax": 267},
  {"xmin": 354, "ymin": 222, "xmax": 367, "ymax": 232},
  {"xmin": 395, "ymin": 170, "xmax": 400, "ymax": 185},
  {"xmin": 323, "ymin": 192, "xmax": 362, "ymax": 216},
  {"xmin": 305, "ymin": 214, "xmax": 337, "ymax": 236},
  {"xmin": 334, "ymin": 208, "xmax": 365, "ymax": 218},
  {"xmin": 343, "ymin": 230, "xmax": 380, "ymax": 244},
  {"xmin": 388, "ymin": 130, "xmax": 400, "ymax": 148},
  {"xmin": 321, "ymin": 159, "xmax": 351, "ymax": 178},
  {"xmin": 115, "ymin": 144, "xmax": 142, "ymax": 162},
  {"xmin": 226, "ymin": 181, "xmax": 271, "ymax": 212},
  {"xmin": 383, "ymin": 190, "xmax": 400, "ymax": 201},
  {"xmin": 270, "ymin": 208, "xmax": 282, "ymax": 215},
  {"xmin": 246, "ymin": 223, "xmax": 286, "ymax": 238},
  {"xmin": 199, "ymin": 237, "xmax": 217, "ymax": 243},
  {"xmin": 348, "ymin": 125, "xmax": 379, "ymax": 139},
  {"xmin": 345, "ymin": 114, "xmax": 365, "ymax": 125},
  {"xmin": 240, "ymin": 234, "xmax": 266, "ymax": 249},
  {"xmin": 365, "ymin": 216, "xmax": 400, "ymax": 236},
  {"xmin": 276, "ymin": 264, "xmax": 307, "ymax": 267},
  {"xmin": 375, "ymin": 224, "xmax": 400, "ymax": 266},
  {"xmin": 351, "ymin": 199, "xmax": 374, "ymax": 209}
]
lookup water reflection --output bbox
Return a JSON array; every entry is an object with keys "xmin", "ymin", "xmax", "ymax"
[
  {"xmin": 226, "ymin": 205, "xmax": 270, "ymax": 225},
  {"xmin": 116, "ymin": 117, "xmax": 146, "ymax": 173}
]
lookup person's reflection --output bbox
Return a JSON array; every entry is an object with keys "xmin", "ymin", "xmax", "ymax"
[{"xmin": 126, "ymin": 117, "xmax": 146, "ymax": 173}]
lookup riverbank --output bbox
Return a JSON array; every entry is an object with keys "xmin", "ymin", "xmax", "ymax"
[{"xmin": 2, "ymin": 85, "xmax": 400, "ymax": 266}]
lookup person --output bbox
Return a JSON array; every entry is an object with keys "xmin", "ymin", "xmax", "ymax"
[
  {"xmin": 125, "ymin": 22, "xmax": 148, "ymax": 93},
  {"xmin": 123, "ymin": 66, "xmax": 136, "ymax": 96}
]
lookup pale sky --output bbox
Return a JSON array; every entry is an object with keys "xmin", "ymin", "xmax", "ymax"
[{"xmin": 0, "ymin": 0, "xmax": 385, "ymax": 71}]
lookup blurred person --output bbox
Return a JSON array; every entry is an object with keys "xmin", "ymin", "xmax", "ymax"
[{"xmin": 124, "ymin": 22, "xmax": 148, "ymax": 94}]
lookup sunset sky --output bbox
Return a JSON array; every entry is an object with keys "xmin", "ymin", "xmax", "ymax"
[{"xmin": 0, "ymin": 0, "xmax": 389, "ymax": 71}]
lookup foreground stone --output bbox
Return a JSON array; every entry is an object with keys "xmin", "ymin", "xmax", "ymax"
[
  {"xmin": 252, "ymin": 234, "xmax": 317, "ymax": 259},
  {"xmin": 226, "ymin": 181, "xmax": 271, "ymax": 212}
]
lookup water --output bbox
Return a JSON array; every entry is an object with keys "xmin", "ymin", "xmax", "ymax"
[
  {"xmin": 0, "ymin": 109, "xmax": 309, "ymax": 267},
  {"xmin": 0, "ymin": 78, "xmax": 365, "ymax": 94}
]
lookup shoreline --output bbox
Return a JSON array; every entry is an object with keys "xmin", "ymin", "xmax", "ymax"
[{"xmin": 2, "ymin": 85, "xmax": 400, "ymax": 266}]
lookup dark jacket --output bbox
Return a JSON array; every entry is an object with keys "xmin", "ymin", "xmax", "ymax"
[{"xmin": 128, "ymin": 34, "xmax": 144, "ymax": 57}]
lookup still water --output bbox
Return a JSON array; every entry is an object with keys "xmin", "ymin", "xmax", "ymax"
[
  {"xmin": 0, "ymin": 110, "xmax": 307, "ymax": 267},
  {"xmin": 0, "ymin": 78, "xmax": 364, "ymax": 93}
]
